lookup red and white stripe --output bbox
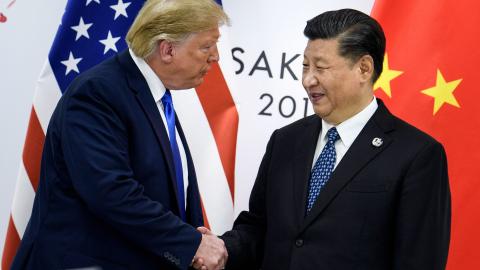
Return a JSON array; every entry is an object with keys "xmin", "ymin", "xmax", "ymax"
[{"xmin": 2, "ymin": 61, "xmax": 62, "ymax": 269}]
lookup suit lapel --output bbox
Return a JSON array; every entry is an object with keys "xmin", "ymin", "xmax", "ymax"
[
  {"xmin": 116, "ymin": 50, "xmax": 182, "ymax": 216},
  {"xmin": 292, "ymin": 116, "xmax": 322, "ymax": 227},
  {"xmin": 299, "ymin": 101, "xmax": 395, "ymax": 232}
]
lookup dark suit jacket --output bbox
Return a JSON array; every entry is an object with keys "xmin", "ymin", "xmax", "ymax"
[
  {"xmin": 11, "ymin": 50, "xmax": 203, "ymax": 270},
  {"xmin": 222, "ymin": 100, "xmax": 451, "ymax": 270}
]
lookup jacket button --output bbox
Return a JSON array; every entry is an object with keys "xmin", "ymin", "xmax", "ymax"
[{"xmin": 295, "ymin": 239, "xmax": 304, "ymax": 247}]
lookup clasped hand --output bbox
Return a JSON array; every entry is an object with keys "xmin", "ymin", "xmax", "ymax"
[{"xmin": 191, "ymin": 226, "xmax": 228, "ymax": 270}]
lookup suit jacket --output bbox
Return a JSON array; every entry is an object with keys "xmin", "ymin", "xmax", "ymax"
[
  {"xmin": 222, "ymin": 100, "xmax": 451, "ymax": 270},
  {"xmin": 12, "ymin": 50, "xmax": 203, "ymax": 270}
]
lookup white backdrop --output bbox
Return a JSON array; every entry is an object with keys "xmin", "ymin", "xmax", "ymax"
[{"xmin": 0, "ymin": 0, "xmax": 374, "ymax": 255}]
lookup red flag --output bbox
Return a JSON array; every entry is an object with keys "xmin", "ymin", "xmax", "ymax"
[{"xmin": 371, "ymin": 1, "xmax": 480, "ymax": 269}]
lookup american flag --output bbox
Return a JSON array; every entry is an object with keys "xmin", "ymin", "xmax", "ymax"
[{"xmin": 1, "ymin": 0, "xmax": 237, "ymax": 268}]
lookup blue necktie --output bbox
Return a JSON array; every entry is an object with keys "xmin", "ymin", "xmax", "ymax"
[
  {"xmin": 161, "ymin": 90, "xmax": 186, "ymax": 221},
  {"xmin": 306, "ymin": 127, "xmax": 340, "ymax": 213}
]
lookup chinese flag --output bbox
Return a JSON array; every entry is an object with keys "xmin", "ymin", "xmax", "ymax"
[{"xmin": 371, "ymin": 1, "xmax": 480, "ymax": 269}]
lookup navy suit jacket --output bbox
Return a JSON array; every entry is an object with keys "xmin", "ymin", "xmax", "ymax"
[
  {"xmin": 222, "ymin": 100, "xmax": 451, "ymax": 270},
  {"xmin": 12, "ymin": 50, "xmax": 203, "ymax": 270}
]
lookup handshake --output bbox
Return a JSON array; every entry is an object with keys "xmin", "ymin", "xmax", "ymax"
[{"xmin": 191, "ymin": 226, "xmax": 228, "ymax": 270}]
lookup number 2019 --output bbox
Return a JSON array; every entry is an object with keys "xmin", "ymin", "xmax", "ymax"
[{"xmin": 259, "ymin": 93, "xmax": 310, "ymax": 118}]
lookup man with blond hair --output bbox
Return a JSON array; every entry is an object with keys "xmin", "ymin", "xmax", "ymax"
[{"xmin": 11, "ymin": 0, "xmax": 228, "ymax": 269}]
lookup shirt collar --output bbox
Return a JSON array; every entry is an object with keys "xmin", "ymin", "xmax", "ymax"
[
  {"xmin": 129, "ymin": 49, "xmax": 166, "ymax": 103},
  {"xmin": 321, "ymin": 97, "xmax": 378, "ymax": 148}
]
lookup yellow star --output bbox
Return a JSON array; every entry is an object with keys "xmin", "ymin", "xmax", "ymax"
[
  {"xmin": 421, "ymin": 69, "xmax": 462, "ymax": 115},
  {"xmin": 374, "ymin": 53, "xmax": 403, "ymax": 98}
]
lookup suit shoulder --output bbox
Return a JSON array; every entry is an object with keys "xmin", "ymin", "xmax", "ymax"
[
  {"xmin": 63, "ymin": 56, "xmax": 126, "ymax": 99},
  {"xmin": 388, "ymin": 114, "xmax": 443, "ymax": 149},
  {"xmin": 275, "ymin": 115, "xmax": 319, "ymax": 135},
  {"xmin": 262, "ymin": 115, "xmax": 320, "ymax": 148}
]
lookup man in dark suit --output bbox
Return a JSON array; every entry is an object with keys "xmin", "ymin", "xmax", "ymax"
[
  {"xmin": 11, "ymin": 0, "xmax": 228, "ymax": 269},
  {"xmin": 218, "ymin": 8, "xmax": 451, "ymax": 270}
]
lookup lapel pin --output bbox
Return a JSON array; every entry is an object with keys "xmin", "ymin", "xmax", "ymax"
[{"xmin": 372, "ymin": 137, "xmax": 383, "ymax": 147}]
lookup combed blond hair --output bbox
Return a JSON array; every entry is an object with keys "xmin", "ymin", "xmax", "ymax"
[{"xmin": 126, "ymin": 0, "xmax": 229, "ymax": 58}]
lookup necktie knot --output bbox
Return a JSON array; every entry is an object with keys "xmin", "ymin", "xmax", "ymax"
[
  {"xmin": 326, "ymin": 127, "xmax": 340, "ymax": 145},
  {"xmin": 161, "ymin": 89, "xmax": 173, "ymax": 106}
]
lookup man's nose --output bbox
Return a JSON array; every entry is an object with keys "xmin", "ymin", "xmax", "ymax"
[
  {"xmin": 208, "ymin": 45, "xmax": 219, "ymax": 62},
  {"xmin": 302, "ymin": 71, "xmax": 318, "ymax": 88}
]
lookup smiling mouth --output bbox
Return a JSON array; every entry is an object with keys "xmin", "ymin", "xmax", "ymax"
[{"xmin": 309, "ymin": 92, "xmax": 325, "ymax": 102}]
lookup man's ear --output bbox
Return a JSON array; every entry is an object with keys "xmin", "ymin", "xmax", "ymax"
[
  {"xmin": 357, "ymin": 55, "xmax": 374, "ymax": 83},
  {"xmin": 158, "ymin": 40, "xmax": 175, "ymax": 63}
]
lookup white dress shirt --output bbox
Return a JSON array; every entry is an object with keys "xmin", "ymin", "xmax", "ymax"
[
  {"xmin": 312, "ymin": 98, "xmax": 379, "ymax": 170},
  {"xmin": 129, "ymin": 49, "xmax": 189, "ymax": 209}
]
